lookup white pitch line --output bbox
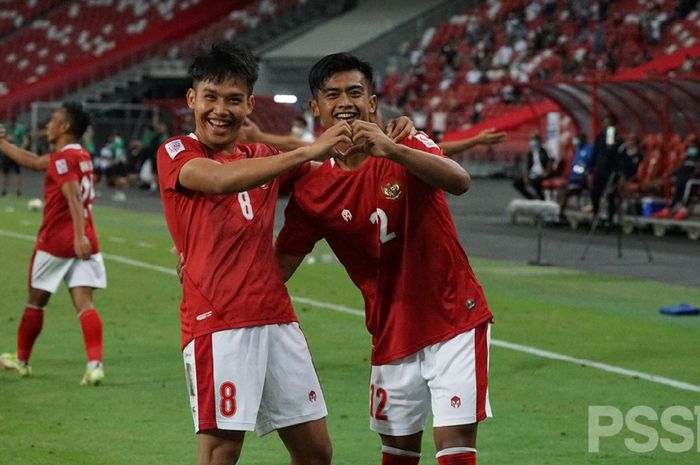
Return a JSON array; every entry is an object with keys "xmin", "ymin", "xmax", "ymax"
[{"xmin": 2, "ymin": 228, "xmax": 699, "ymax": 393}]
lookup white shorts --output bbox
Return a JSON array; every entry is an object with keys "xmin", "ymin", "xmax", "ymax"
[
  {"xmin": 183, "ymin": 322, "xmax": 327, "ymax": 436},
  {"xmin": 30, "ymin": 250, "xmax": 107, "ymax": 294},
  {"xmin": 369, "ymin": 321, "xmax": 492, "ymax": 436}
]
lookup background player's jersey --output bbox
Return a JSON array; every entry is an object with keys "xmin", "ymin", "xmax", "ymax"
[
  {"xmin": 36, "ymin": 144, "xmax": 99, "ymax": 258},
  {"xmin": 158, "ymin": 135, "xmax": 307, "ymax": 348},
  {"xmin": 276, "ymin": 134, "xmax": 493, "ymax": 365}
]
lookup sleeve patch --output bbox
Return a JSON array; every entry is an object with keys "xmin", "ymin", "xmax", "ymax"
[
  {"xmin": 414, "ymin": 132, "xmax": 439, "ymax": 149},
  {"xmin": 165, "ymin": 139, "xmax": 185, "ymax": 159},
  {"xmin": 55, "ymin": 159, "xmax": 68, "ymax": 175}
]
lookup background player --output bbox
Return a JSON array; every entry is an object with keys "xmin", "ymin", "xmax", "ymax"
[
  {"xmin": 1, "ymin": 115, "xmax": 27, "ymax": 196},
  {"xmin": 275, "ymin": 53, "xmax": 493, "ymax": 465},
  {"xmin": 158, "ymin": 41, "xmax": 352, "ymax": 465},
  {"xmin": 0, "ymin": 103, "xmax": 106, "ymax": 386}
]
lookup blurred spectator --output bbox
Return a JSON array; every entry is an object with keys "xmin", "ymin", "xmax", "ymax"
[
  {"xmin": 471, "ymin": 99, "xmax": 483, "ymax": 124},
  {"xmin": 103, "ymin": 131, "xmax": 128, "ymax": 202},
  {"xmin": 290, "ymin": 115, "xmax": 315, "ymax": 142},
  {"xmin": 513, "ymin": 131, "xmax": 555, "ymax": 200},
  {"xmin": 560, "ymin": 132, "xmax": 593, "ymax": 217},
  {"xmin": 653, "ymin": 135, "xmax": 699, "ymax": 220},
  {"xmin": 589, "ymin": 113, "xmax": 624, "ymax": 225},
  {"xmin": 1, "ymin": 116, "xmax": 27, "ymax": 196},
  {"xmin": 431, "ymin": 109, "xmax": 447, "ymax": 142},
  {"xmin": 148, "ymin": 121, "xmax": 170, "ymax": 192},
  {"xmin": 81, "ymin": 124, "xmax": 96, "ymax": 158}
]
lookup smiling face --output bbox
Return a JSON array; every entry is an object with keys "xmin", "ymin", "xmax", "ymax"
[
  {"xmin": 309, "ymin": 70, "xmax": 377, "ymax": 129},
  {"xmin": 187, "ymin": 78, "xmax": 254, "ymax": 153}
]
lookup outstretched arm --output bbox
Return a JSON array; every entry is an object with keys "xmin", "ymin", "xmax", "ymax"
[
  {"xmin": 179, "ymin": 121, "xmax": 352, "ymax": 194},
  {"xmin": 0, "ymin": 127, "xmax": 49, "ymax": 171},
  {"xmin": 239, "ymin": 119, "xmax": 309, "ymax": 151},
  {"xmin": 348, "ymin": 120, "xmax": 470, "ymax": 195},
  {"xmin": 439, "ymin": 128, "xmax": 506, "ymax": 157}
]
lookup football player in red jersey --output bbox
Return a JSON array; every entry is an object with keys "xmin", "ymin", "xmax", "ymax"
[
  {"xmin": 0, "ymin": 103, "xmax": 106, "ymax": 386},
  {"xmin": 275, "ymin": 53, "xmax": 494, "ymax": 465},
  {"xmin": 157, "ymin": 41, "xmax": 353, "ymax": 465}
]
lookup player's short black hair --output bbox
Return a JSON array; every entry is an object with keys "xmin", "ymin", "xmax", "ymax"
[
  {"xmin": 189, "ymin": 40, "xmax": 259, "ymax": 95},
  {"xmin": 61, "ymin": 102, "xmax": 90, "ymax": 139},
  {"xmin": 308, "ymin": 53, "xmax": 373, "ymax": 98}
]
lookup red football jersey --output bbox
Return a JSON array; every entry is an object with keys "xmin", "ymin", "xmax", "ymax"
[
  {"xmin": 276, "ymin": 134, "xmax": 493, "ymax": 365},
  {"xmin": 158, "ymin": 135, "xmax": 308, "ymax": 348},
  {"xmin": 36, "ymin": 144, "xmax": 99, "ymax": 258}
]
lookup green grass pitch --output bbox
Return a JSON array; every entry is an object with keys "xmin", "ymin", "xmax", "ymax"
[{"xmin": 1, "ymin": 196, "xmax": 699, "ymax": 465}]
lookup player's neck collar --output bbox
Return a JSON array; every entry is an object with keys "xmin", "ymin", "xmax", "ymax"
[{"xmin": 59, "ymin": 143, "xmax": 82, "ymax": 151}]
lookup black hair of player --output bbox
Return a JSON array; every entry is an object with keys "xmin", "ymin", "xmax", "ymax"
[
  {"xmin": 189, "ymin": 41, "xmax": 259, "ymax": 95},
  {"xmin": 308, "ymin": 53, "xmax": 373, "ymax": 98},
  {"xmin": 62, "ymin": 102, "xmax": 91, "ymax": 139}
]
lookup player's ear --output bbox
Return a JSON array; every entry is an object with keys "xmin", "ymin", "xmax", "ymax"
[
  {"xmin": 186, "ymin": 88, "xmax": 196, "ymax": 110},
  {"xmin": 308, "ymin": 98, "xmax": 320, "ymax": 118},
  {"xmin": 368, "ymin": 94, "xmax": 377, "ymax": 115},
  {"xmin": 246, "ymin": 94, "xmax": 255, "ymax": 116}
]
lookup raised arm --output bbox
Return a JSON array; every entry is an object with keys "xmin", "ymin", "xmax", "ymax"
[
  {"xmin": 179, "ymin": 121, "xmax": 352, "ymax": 194},
  {"xmin": 61, "ymin": 180, "xmax": 92, "ymax": 260},
  {"xmin": 349, "ymin": 120, "xmax": 470, "ymax": 195},
  {"xmin": 439, "ymin": 128, "xmax": 506, "ymax": 158},
  {"xmin": 240, "ymin": 119, "xmax": 310, "ymax": 151},
  {"xmin": 0, "ymin": 126, "xmax": 50, "ymax": 171}
]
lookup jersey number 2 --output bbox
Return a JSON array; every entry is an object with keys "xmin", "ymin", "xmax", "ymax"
[{"xmin": 370, "ymin": 208, "xmax": 396, "ymax": 243}]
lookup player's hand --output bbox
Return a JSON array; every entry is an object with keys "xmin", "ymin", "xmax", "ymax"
[
  {"xmin": 74, "ymin": 236, "xmax": 92, "ymax": 260},
  {"xmin": 345, "ymin": 120, "xmax": 396, "ymax": 159},
  {"xmin": 308, "ymin": 121, "xmax": 353, "ymax": 161},
  {"xmin": 176, "ymin": 253, "xmax": 185, "ymax": 283},
  {"xmin": 239, "ymin": 118, "xmax": 262, "ymax": 142},
  {"xmin": 477, "ymin": 128, "xmax": 507, "ymax": 146},
  {"xmin": 171, "ymin": 246, "xmax": 185, "ymax": 283},
  {"xmin": 384, "ymin": 116, "xmax": 416, "ymax": 142}
]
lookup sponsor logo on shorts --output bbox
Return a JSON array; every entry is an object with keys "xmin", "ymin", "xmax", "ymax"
[
  {"xmin": 308, "ymin": 390, "xmax": 317, "ymax": 402},
  {"xmin": 196, "ymin": 311, "xmax": 213, "ymax": 321},
  {"xmin": 165, "ymin": 139, "xmax": 185, "ymax": 159},
  {"xmin": 451, "ymin": 395, "xmax": 462, "ymax": 408},
  {"xmin": 466, "ymin": 299, "xmax": 476, "ymax": 310}
]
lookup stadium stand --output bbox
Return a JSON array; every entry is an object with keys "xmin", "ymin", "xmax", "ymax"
[{"xmin": 382, "ymin": 0, "xmax": 700, "ymax": 147}]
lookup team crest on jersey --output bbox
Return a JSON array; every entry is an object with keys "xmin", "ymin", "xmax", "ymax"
[
  {"xmin": 381, "ymin": 181, "xmax": 402, "ymax": 200},
  {"xmin": 341, "ymin": 209, "xmax": 352, "ymax": 221},
  {"xmin": 55, "ymin": 159, "xmax": 68, "ymax": 175},
  {"xmin": 165, "ymin": 139, "xmax": 185, "ymax": 159}
]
